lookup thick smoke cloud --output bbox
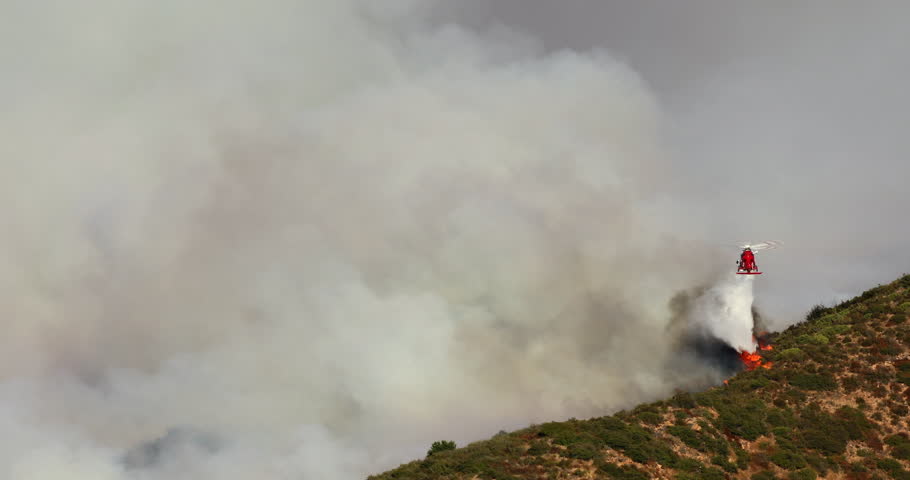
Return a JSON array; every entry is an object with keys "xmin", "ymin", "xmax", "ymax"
[
  {"xmin": 1, "ymin": 1, "xmax": 728, "ymax": 478},
  {"xmin": 4, "ymin": 1, "xmax": 904, "ymax": 478}
]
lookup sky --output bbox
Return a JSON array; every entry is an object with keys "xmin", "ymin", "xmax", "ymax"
[
  {"xmin": 1, "ymin": 1, "xmax": 908, "ymax": 479},
  {"xmin": 443, "ymin": 0, "xmax": 910, "ymax": 324}
]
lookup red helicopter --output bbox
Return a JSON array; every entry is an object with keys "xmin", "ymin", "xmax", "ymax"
[{"xmin": 735, "ymin": 241, "xmax": 781, "ymax": 275}]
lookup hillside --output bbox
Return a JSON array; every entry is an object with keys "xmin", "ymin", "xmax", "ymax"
[{"xmin": 369, "ymin": 274, "xmax": 910, "ymax": 480}]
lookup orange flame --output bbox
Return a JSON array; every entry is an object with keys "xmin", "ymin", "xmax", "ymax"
[
  {"xmin": 739, "ymin": 351, "xmax": 764, "ymax": 370},
  {"xmin": 737, "ymin": 334, "xmax": 774, "ymax": 371}
]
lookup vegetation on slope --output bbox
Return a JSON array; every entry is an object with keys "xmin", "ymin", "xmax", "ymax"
[{"xmin": 369, "ymin": 273, "xmax": 910, "ymax": 480}]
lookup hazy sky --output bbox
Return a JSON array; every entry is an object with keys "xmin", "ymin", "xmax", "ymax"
[
  {"xmin": 1, "ymin": 2, "xmax": 908, "ymax": 479},
  {"xmin": 443, "ymin": 0, "xmax": 910, "ymax": 322}
]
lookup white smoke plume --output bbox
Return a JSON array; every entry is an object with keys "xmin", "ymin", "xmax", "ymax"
[
  {"xmin": 7, "ymin": 1, "xmax": 905, "ymax": 477},
  {"xmin": 1, "ymin": 1, "xmax": 732, "ymax": 478}
]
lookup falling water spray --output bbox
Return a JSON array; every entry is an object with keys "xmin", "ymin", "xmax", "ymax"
[{"xmin": 690, "ymin": 275, "xmax": 758, "ymax": 353}]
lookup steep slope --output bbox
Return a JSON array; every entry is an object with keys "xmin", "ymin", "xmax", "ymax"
[{"xmin": 369, "ymin": 273, "xmax": 910, "ymax": 480}]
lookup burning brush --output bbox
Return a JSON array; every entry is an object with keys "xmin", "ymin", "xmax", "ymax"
[{"xmin": 734, "ymin": 332, "xmax": 774, "ymax": 376}]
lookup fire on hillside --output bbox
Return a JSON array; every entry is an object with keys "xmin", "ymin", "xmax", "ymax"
[
  {"xmin": 740, "ymin": 332, "xmax": 774, "ymax": 371},
  {"xmin": 724, "ymin": 332, "xmax": 774, "ymax": 384}
]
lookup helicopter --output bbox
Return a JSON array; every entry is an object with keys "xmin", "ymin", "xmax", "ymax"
[{"xmin": 735, "ymin": 241, "xmax": 781, "ymax": 275}]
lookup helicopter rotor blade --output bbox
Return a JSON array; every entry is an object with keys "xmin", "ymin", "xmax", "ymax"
[{"xmin": 736, "ymin": 240, "xmax": 783, "ymax": 251}]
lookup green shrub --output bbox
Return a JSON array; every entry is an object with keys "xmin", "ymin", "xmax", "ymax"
[
  {"xmin": 427, "ymin": 440, "xmax": 456, "ymax": 456},
  {"xmin": 834, "ymin": 406, "xmax": 876, "ymax": 439},
  {"xmin": 798, "ymin": 412, "xmax": 851, "ymax": 454},
  {"xmin": 694, "ymin": 389, "xmax": 725, "ymax": 408},
  {"xmin": 894, "ymin": 360, "xmax": 910, "ymax": 385},
  {"xmin": 891, "ymin": 443, "xmax": 910, "ymax": 461},
  {"xmin": 772, "ymin": 427, "xmax": 793, "ymax": 439},
  {"xmin": 821, "ymin": 325, "xmax": 851, "ymax": 337},
  {"xmin": 567, "ymin": 441, "xmax": 599, "ymax": 461},
  {"xmin": 538, "ymin": 422, "xmax": 581, "ymax": 446},
  {"xmin": 728, "ymin": 373, "xmax": 773, "ymax": 393},
  {"xmin": 674, "ymin": 410, "xmax": 689, "ymax": 423},
  {"xmin": 876, "ymin": 457, "xmax": 910, "ymax": 479},
  {"xmin": 771, "ymin": 448, "xmax": 808, "ymax": 470},
  {"xmin": 810, "ymin": 333, "xmax": 829, "ymax": 344},
  {"xmin": 899, "ymin": 360, "xmax": 910, "ymax": 372},
  {"xmin": 874, "ymin": 339, "xmax": 903, "ymax": 355},
  {"xmin": 841, "ymin": 375, "xmax": 861, "ymax": 392},
  {"xmin": 780, "ymin": 388, "xmax": 808, "ymax": 404},
  {"xmin": 525, "ymin": 441, "xmax": 549, "ymax": 456},
  {"xmin": 670, "ymin": 391, "xmax": 697, "ymax": 409},
  {"xmin": 597, "ymin": 462, "xmax": 650, "ymax": 480},
  {"xmin": 637, "ymin": 411, "xmax": 662, "ymax": 425},
  {"xmin": 711, "ymin": 454, "xmax": 738, "ymax": 472},
  {"xmin": 886, "ymin": 434, "xmax": 910, "ymax": 460},
  {"xmin": 787, "ymin": 469, "xmax": 818, "ymax": 480},
  {"xmin": 673, "ymin": 458, "xmax": 725, "ymax": 479},
  {"xmin": 674, "ymin": 467, "xmax": 725, "ymax": 480},
  {"xmin": 715, "ymin": 398, "xmax": 769, "ymax": 441},
  {"xmin": 751, "ymin": 471, "xmax": 778, "ymax": 480},
  {"xmin": 767, "ymin": 408, "xmax": 797, "ymax": 428},
  {"xmin": 789, "ymin": 373, "xmax": 837, "ymax": 391},
  {"xmin": 592, "ymin": 416, "xmax": 678, "ymax": 466},
  {"xmin": 667, "ymin": 425, "xmax": 701, "ymax": 450},
  {"xmin": 806, "ymin": 304, "xmax": 830, "ymax": 321},
  {"xmin": 779, "ymin": 348, "xmax": 805, "ymax": 361},
  {"xmin": 735, "ymin": 445, "xmax": 751, "ymax": 469},
  {"xmin": 803, "ymin": 454, "xmax": 836, "ymax": 476}
]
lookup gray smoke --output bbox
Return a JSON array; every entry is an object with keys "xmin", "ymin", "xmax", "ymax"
[{"xmin": 2, "ymin": 1, "xmax": 907, "ymax": 478}]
